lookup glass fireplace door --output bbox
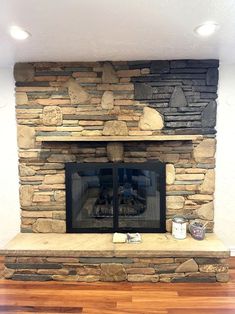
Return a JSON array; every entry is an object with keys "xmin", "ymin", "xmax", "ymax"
[{"xmin": 65, "ymin": 162, "xmax": 166, "ymax": 233}]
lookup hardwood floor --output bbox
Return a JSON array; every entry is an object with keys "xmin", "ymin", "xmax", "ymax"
[{"xmin": 0, "ymin": 257, "xmax": 234, "ymax": 314}]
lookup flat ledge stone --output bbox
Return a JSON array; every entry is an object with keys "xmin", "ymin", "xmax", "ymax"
[{"xmin": 0, "ymin": 233, "xmax": 229, "ymax": 258}]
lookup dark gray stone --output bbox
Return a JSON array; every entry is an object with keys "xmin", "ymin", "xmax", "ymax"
[
  {"xmin": 195, "ymin": 258, "xmax": 224, "ymax": 265},
  {"xmin": 134, "ymin": 83, "xmax": 153, "ymax": 100},
  {"xmin": 162, "ymin": 73, "xmax": 205, "ymax": 79},
  {"xmin": 171, "ymin": 68, "xmax": 207, "ymax": 74},
  {"xmin": 201, "ymin": 101, "xmax": 217, "ymax": 128},
  {"xmin": 202, "ymin": 128, "xmax": 217, "ymax": 135},
  {"xmin": 35, "ymin": 71, "xmax": 72, "ymax": 76},
  {"xmin": 150, "ymin": 81, "xmax": 182, "ymax": 86},
  {"xmin": 206, "ymin": 68, "xmax": 219, "ymax": 85},
  {"xmin": 16, "ymin": 81, "xmax": 50, "ymax": 87},
  {"xmin": 200, "ymin": 93, "xmax": 217, "ymax": 99},
  {"xmin": 177, "ymin": 107, "xmax": 203, "ymax": 112},
  {"xmin": 79, "ymin": 257, "xmax": 133, "ymax": 264},
  {"xmin": 164, "ymin": 115, "xmax": 201, "ymax": 121},
  {"xmin": 192, "ymin": 80, "xmax": 206, "ymax": 86},
  {"xmin": 193, "ymin": 86, "xmax": 217, "ymax": 92},
  {"xmin": 14, "ymin": 63, "xmax": 34, "ymax": 82},
  {"xmin": 128, "ymin": 61, "xmax": 151, "ymax": 69},
  {"xmin": 6, "ymin": 263, "xmax": 62, "ymax": 269},
  {"xmin": 187, "ymin": 59, "xmax": 219, "ymax": 68},
  {"xmin": 174, "ymin": 128, "xmax": 203, "ymax": 135},
  {"xmin": 150, "ymin": 61, "xmax": 170, "ymax": 73},
  {"xmin": 169, "ymin": 86, "xmax": 187, "ymax": 107},
  {"xmin": 63, "ymin": 115, "xmax": 117, "ymax": 120},
  {"xmin": 172, "ymin": 276, "xmax": 216, "ymax": 283},
  {"xmin": 170, "ymin": 60, "xmax": 187, "ymax": 68},
  {"xmin": 165, "ymin": 121, "xmax": 201, "ymax": 128},
  {"xmin": 131, "ymin": 75, "xmax": 160, "ymax": 82},
  {"xmin": 152, "ymin": 93, "xmax": 171, "ymax": 100},
  {"xmin": 12, "ymin": 274, "xmax": 51, "ymax": 281}
]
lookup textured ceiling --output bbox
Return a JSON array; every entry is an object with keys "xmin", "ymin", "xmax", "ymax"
[{"xmin": 0, "ymin": 0, "xmax": 235, "ymax": 66}]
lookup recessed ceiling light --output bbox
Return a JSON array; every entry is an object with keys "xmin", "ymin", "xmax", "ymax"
[
  {"xmin": 194, "ymin": 22, "xmax": 219, "ymax": 37},
  {"xmin": 10, "ymin": 26, "xmax": 31, "ymax": 40}
]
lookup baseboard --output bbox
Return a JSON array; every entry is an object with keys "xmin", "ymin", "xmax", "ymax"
[{"xmin": 230, "ymin": 247, "xmax": 235, "ymax": 256}]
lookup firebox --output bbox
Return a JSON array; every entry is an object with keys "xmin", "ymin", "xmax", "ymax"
[{"xmin": 65, "ymin": 162, "xmax": 166, "ymax": 233}]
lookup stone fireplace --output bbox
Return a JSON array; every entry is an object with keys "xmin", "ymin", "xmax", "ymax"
[{"xmin": 1, "ymin": 59, "xmax": 230, "ymax": 283}]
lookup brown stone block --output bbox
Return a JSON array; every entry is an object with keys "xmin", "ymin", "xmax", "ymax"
[
  {"xmin": 76, "ymin": 266, "xmax": 101, "ymax": 276},
  {"xmin": 32, "ymin": 219, "xmax": 66, "ymax": 233},
  {"xmin": 44, "ymin": 173, "xmax": 65, "ymax": 184},
  {"xmin": 199, "ymin": 264, "xmax": 228, "ymax": 273},
  {"xmin": 17, "ymin": 257, "xmax": 45, "ymax": 263},
  {"xmin": 17, "ymin": 125, "xmax": 35, "ymax": 149},
  {"xmin": 72, "ymin": 72, "xmax": 97, "ymax": 78},
  {"xmin": 37, "ymin": 268, "xmax": 69, "ymax": 275},
  {"xmin": 175, "ymin": 259, "xmax": 198, "ymax": 273},
  {"xmin": 20, "ymin": 185, "xmax": 34, "ymax": 207},
  {"xmin": 52, "ymin": 275, "xmax": 78, "ymax": 281},
  {"xmin": 216, "ymin": 273, "xmax": 229, "ymax": 282},
  {"xmin": 155, "ymin": 263, "xmax": 180, "ymax": 273},
  {"xmin": 100, "ymin": 264, "xmax": 126, "ymax": 282},
  {"xmin": 128, "ymin": 274, "xmax": 159, "ymax": 282},
  {"xmin": 126, "ymin": 267, "xmax": 155, "ymax": 275},
  {"xmin": 136, "ymin": 258, "xmax": 174, "ymax": 264},
  {"xmin": 159, "ymin": 273, "xmax": 185, "ymax": 283},
  {"xmin": 200, "ymin": 169, "xmax": 215, "ymax": 194},
  {"xmin": 15, "ymin": 92, "xmax": 28, "ymax": 105},
  {"xmin": 97, "ymin": 84, "xmax": 134, "ymax": 91},
  {"xmin": 32, "ymin": 195, "xmax": 51, "ymax": 203},
  {"xmin": 46, "ymin": 257, "xmax": 79, "ymax": 263},
  {"xmin": 117, "ymin": 69, "xmax": 141, "ymax": 77},
  {"xmin": 77, "ymin": 275, "xmax": 100, "ymax": 282},
  {"xmin": 34, "ymin": 76, "xmax": 57, "ymax": 81},
  {"xmin": 14, "ymin": 63, "xmax": 34, "ymax": 82}
]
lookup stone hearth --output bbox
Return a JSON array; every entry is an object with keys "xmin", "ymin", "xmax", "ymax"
[{"xmin": 1, "ymin": 233, "xmax": 229, "ymax": 283}]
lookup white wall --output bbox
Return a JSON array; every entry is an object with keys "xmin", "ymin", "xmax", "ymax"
[
  {"xmin": 215, "ymin": 63, "xmax": 235, "ymax": 254},
  {"xmin": 0, "ymin": 67, "xmax": 20, "ymax": 248}
]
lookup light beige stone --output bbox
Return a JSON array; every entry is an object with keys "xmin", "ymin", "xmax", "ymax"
[
  {"xmin": 175, "ymin": 174, "xmax": 204, "ymax": 181},
  {"xmin": 166, "ymin": 196, "xmax": 185, "ymax": 210},
  {"xmin": 175, "ymin": 259, "xmax": 198, "ymax": 273},
  {"xmin": 107, "ymin": 142, "xmax": 124, "ymax": 162},
  {"xmin": 216, "ymin": 273, "xmax": 229, "ymax": 282},
  {"xmin": 103, "ymin": 121, "xmax": 128, "ymax": 136},
  {"xmin": 32, "ymin": 219, "xmax": 66, "ymax": 233},
  {"xmin": 14, "ymin": 63, "xmax": 34, "ymax": 81},
  {"xmin": 54, "ymin": 191, "xmax": 65, "ymax": 203},
  {"xmin": 188, "ymin": 194, "xmax": 213, "ymax": 202},
  {"xmin": 81, "ymin": 130, "xmax": 102, "ymax": 136},
  {"xmin": 19, "ymin": 164, "xmax": 36, "ymax": 176},
  {"xmin": 44, "ymin": 174, "xmax": 65, "ymax": 184},
  {"xmin": 101, "ymin": 91, "xmax": 114, "ymax": 109},
  {"xmin": 102, "ymin": 62, "xmax": 119, "ymax": 83},
  {"xmin": 17, "ymin": 125, "xmax": 35, "ymax": 149},
  {"xmin": 22, "ymin": 211, "xmax": 52, "ymax": 218},
  {"xmin": 196, "ymin": 201, "xmax": 214, "ymax": 220},
  {"xmin": 42, "ymin": 106, "xmax": 62, "ymax": 126},
  {"xmin": 193, "ymin": 139, "xmax": 216, "ymax": 161},
  {"xmin": 200, "ymin": 169, "xmax": 215, "ymax": 194},
  {"xmin": 127, "ymin": 274, "xmax": 159, "ymax": 282},
  {"xmin": 32, "ymin": 194, "xmax": 51, "ymax": 203},
  {"xmin": 166, "ymin": 164, "xmax": 175, "ymax": 185},
  {"xmin": 64, "ymin": 77, "xmax": 90, "ymax": 104},
  {"xmin": 139, "ymin": 107, "xmax": 164, "ymax": 131},
  {"xmin": 20, "ymin": 185, "xmax": 34, "ymax": 206},
  {"xmin": 15, "ymin": 92, "xmax": 28, "ymax": 105},
  {"xmin": 199, "ymin": 264, "xmax": 228, "ymax": 273}
]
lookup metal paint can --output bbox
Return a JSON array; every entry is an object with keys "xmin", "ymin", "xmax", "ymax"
[{"xmin": 172, "ymin": 216, "xmax": 187, "ymax": 240}]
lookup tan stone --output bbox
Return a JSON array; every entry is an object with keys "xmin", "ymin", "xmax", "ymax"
[
  {"xmin": 20, "ymin": 185, "xmax": 34, "ymax": 206},
  {"xmin": 22, "ymin": 211, "xmax": 52, "ymax": 218},
  {"xmin": 3, "ymin": 268, "xmax": 15, "ymax": 279},
  {"xmin": 188, "ymin": 194, "xmax": 213, "ymax": 202},
  {"xmin": 196, "ymin": 202, "xmax": 214, "ymax": 220},
  {"xmin": 166, "ymin": 219, "xmax": 172, "ymax": 232},
  {"xmin": 139, "ymin": 107, "xmax": 164, "ymax": 131},
  {"xmin": 64, "ymin": 77, "xmax": 90, "ymax": 104},
  {"xmin": 117, "ymin": 69, "xmax": 141, "ymax": 77},
  {"xmin": 127, "ymin": 274, "xmax": 159, "ymax": 282},
  {"xmin": 175, "ymin": 174, "xmax": 204, "ymax": 181},
  {"xmin": 166, "ymin": 196, "xmax": 185, "ymax": 210},
  {"xmin": 107, "ymin": 142, "xmax": 124, "ymax": 162},
  {"xmin": 15, "ymin": 92, "xmax": 28, "ymax": 105},
  {"xmin": 200, "ymin": 170, "xmax": 215, "ymax": 194},
  {"xmin": 102, "ymin": 62, "xmax": 119, "ymax": 83},
  {"xmin": 199, "ymin": 264, "xmax": 228, "ymax": 273},
  {"xmin": 101, "ymin": 91, "xmax": 114, "ymax": 109},
  {"xmin": 81, "ymin": 130, "xmax": 102, "ymax": 136},
  {"xmin": 52, "ymin": 211, "xmax": 66, "ymax": 220},
  {"xmin": 129, "ymin": 130, "xmax": 152, "ymax": 136},
  {"xmin": 19, "ymin": 164, "xmax": 36, "ymax": 176},
  {"xmin": 175, "ymin": 259, "xmax": 198, "ymax": 273},
  {"xmin": 166, "ymin": 164, "xmax": 175, "ymax": 185},
  {"xmin": 32, "ymin": 194, "xmax": 51, "ymax": 203},
  {"xmin": 54, "ymin": 191, "xmax": 65, "ymax": 202},
  {"xmin": 37, "ymin": 99, "xmax": 70, "ymax": 106},
  {"xmin": 77, "ymin": 275, "xmax": 100, "ymax": 282},
  {"xmin": 193, "ymin": 139, "xmax": 216, "ymax": 161},
  {"xmin": 103, "ymin": 121, "xmax": 128, "ymax": 136},
  {"xmin": 14, "ymin": 63, "xmax": 34, "ymax": 81},
  {"xmin": 44, "ymin": 174, "xmax": 65, "ymax": 184},
  {"xmin": 79, "ymin": 121, "xmax": 104, "ymax": 126},
  {"xmin": 216, "ymin": 273, "xmax": 229, "ymax": 282},
  {"xmin": 100, "ymin": 264, "xmax": 126, "ymax": 282},
  {"xmin": 97, "ymin": 84, "xmax": 133, "ymax": 91},
  {"xmin": 32, "ymin": 219, "xmax": 66, "ymax": 233},
  {"xmin": 126, "ymin": 268, "xmax": 155, "ymax": 275},
  {"xmin": 52, "ymin": 275, "xmax": 79, "ymax": 281},
  {"xmin": 42, "ymin": 106, "xmax": 63, "ymax": 126},
  {"xmin": 38, "ymin": 269, "xmax": 69, "ymax": 275},
  {"xmin": 17, "ymin": 125, "xmax": 35, "ymax": 149}
]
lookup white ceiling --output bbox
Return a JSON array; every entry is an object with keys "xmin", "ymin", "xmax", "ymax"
[{"xmin": 1, "ymin": 0, "xmax": 235, "ymax": 67}]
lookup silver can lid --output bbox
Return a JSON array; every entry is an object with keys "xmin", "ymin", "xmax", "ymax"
[{"xmin": 172, "ymin": 215, "xmax": 186, "ymax": 224}]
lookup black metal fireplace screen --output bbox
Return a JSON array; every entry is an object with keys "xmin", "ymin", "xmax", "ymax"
[{"xmin": 65, "ymin": 162, "xmax": 166, "ymax": 233}]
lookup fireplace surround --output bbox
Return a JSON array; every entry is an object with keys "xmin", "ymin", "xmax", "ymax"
[
  {"xmin": 65, "ymin": 161, "xmax": 166, "ymax": 233},
  {"xmin": 1, "ymin": 59, "xmax": 230, "ymax": 283}
]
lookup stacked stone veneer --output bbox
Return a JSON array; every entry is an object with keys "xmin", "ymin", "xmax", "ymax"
[
  {"xmin": 15, "ymin": 60, "xmax": 218, "ymax": 233},
  {"xmin": 4, "ymin": 255, "xmax": 229, "ymax": 283}
]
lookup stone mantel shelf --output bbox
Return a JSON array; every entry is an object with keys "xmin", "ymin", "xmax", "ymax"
[{"xmin": 36, "ymin": 135, "xmax": 203, "ymax": 142}]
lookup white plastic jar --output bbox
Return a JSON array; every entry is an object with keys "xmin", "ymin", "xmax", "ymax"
[{"xmin": 172, "ymin": 216, "xmax": 187, "ymax": 240}]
